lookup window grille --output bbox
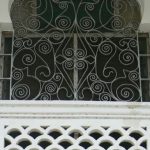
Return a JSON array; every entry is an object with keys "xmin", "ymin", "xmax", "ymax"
[{"xmin": 0, "ymin": 0, "xmax": 146, "ymax": 101}]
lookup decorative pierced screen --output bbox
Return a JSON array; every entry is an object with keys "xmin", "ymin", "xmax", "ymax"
[
  {"xmin": 10, "ymin": 0, "xmax": 142, "ymax": 101},
  {"xmin": 4, "ymin": 125, "xmax": 147, "ymax": 150}
]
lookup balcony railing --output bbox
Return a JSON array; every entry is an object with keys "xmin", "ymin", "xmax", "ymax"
[{"xmin": 0, "ymin": 101, "xmax": 150, "ymax": 149}]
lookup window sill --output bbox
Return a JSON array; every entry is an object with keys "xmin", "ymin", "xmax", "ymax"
[{"xmin": 0, "ymin": 100, "xmax": 150, "ymax": 119}]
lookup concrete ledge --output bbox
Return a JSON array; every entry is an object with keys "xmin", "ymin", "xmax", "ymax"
[
  {"xmin": 140, "ymin": 23, "xmax": 150, "ymax": 32},
  {"xmin": 0, "ymin": 23, "xmax": 13, "ymax": 31},
  {"xmin": 0, "ymin": 101, "xmax": 150, "ymax": 119}
]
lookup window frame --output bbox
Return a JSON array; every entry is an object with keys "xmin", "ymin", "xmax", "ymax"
[{"xmin": 0, "ymin": 31, "xmax": 13, "ymax": 100}]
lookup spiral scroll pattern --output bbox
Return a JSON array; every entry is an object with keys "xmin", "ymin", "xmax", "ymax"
[
  {"xmin": 26, "ymin": 16, "xmax": 40, "ymax": 30},
  {"xmin": 56, "ymin": 16, "xmax": 72, "ymax": 30},
  {"xmin": 115, "ymin": 84, "xmax": 139, "ymax": 101},
  {"xmin": 12, "ymin": 70, "xmax": 23, "ymax": 81},
  {"xmin": 91, "ymin": 81, "xmax": 105, "ymax": 94},
  {"xmin": 76, "ymin": 60, "xmax": 86, "ymax": 70},
  {"xmin": 12, "ymin": 84, "xmax": 30, "ymax": 100},
  {"xmin": 111, "ymin": 16, "xmax": 124, "ymax": 30},
  {"xmin": 86, "ymin": 4, "xmax": 94, "ymax": 11},
  {"xmin": 79, "ymin": 17, "xmax": 95, "ymax": 30},
  {"xmin": 15, "ymin": 27, "xmax": 27, "ymax": 37},
  {"xmin": 100, "ymin": 92, "xmax": 111, "ymax": 101},
  {"xmin": 14, "ymin": 39, "xmax": 23, "ymax": 48},
  {"xmin": 76, "ymin": 49, "xmax": 86, "ymax": 59},
  {"xmin": 119, "ymin": 50, "xmax": 135, "ymax": 65},
  {"xmin": 22, "ymin": 53, "xmax": 35, "ymax": 65},
  {"xmin": 63, "ymin": 48, "xmax": 74, "ymax": 58},
  {"xmin": 64, "ymin": 60, "xmax": 74, "ymax": 70},
  {"xmin": 38, "ymin": 41, "xmax": 52, "ymax": 54},
  {"xmin": 89, "ymin": 74, "xmax": 98, "ymax": 82},
  {"xmin": 45, "ymin": 82, "xmax": 57, "ymax": 94},
  {"xmin": 59, "ymin": 2, "xmax": 68, "ymax": 9},
  {"xmin": 99, "ymin": 42, "xmax": 114, "ymax": 55},
  {"xmin": 129, "ymin": 71, "xmax": 139, "ymax": 81}
]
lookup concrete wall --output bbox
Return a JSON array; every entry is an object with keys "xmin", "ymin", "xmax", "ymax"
[
  {"xmin": 0, "ymin": 0, "xmax": 12, "ymax": 30},
  {"xmin": 0, "ymin": 0, "xmax": 150, "ymax": 32},
  {"xmin": 0, "ymin": 0, "xmax": 11, "ymax": 23},
  {"xmin": 140, "ymin": 0, "xmax": 150, "ymax": 32}
]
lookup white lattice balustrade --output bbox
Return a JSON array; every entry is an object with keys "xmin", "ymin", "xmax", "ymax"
[{"xmin": 0, "ymin": 101, "xmax": 150, "ymax": 150}]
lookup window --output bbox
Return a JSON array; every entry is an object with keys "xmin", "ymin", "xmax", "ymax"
[
  {"xmin": 139, "ymin": 33, "xmax": 150, "ymax": 101},
  {"xmin": 0, "ymin": 0, "xmax": 145, "ymax": 101},
  {"xmin": 0, "ymin": 31, "xmax": 12, "ymax": 100}
]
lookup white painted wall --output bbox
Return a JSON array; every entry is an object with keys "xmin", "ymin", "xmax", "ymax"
[
  {"xmin": 0, "ymin": 0, "xmax": 150, "ymax": 32},
  {"xmin": 0, "ymin": 0, "xmax": 11, "ymax": 23},
  {"xmin": 0, "ymin": 0, "xmax": 12, "ymax": 30},
  {"xmin": 140, "ymin": 0, "xmax": 150, "ymax": 32}
]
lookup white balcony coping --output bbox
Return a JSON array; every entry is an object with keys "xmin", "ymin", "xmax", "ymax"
[{"xmin": 0, "ymin": 101, "xmax": 150, "ymax": 120}]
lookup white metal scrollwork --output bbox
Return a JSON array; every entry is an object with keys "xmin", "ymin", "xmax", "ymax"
[{"xmin": 10, "ymin": 0, "xmax": 142, "ymax": 101}]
